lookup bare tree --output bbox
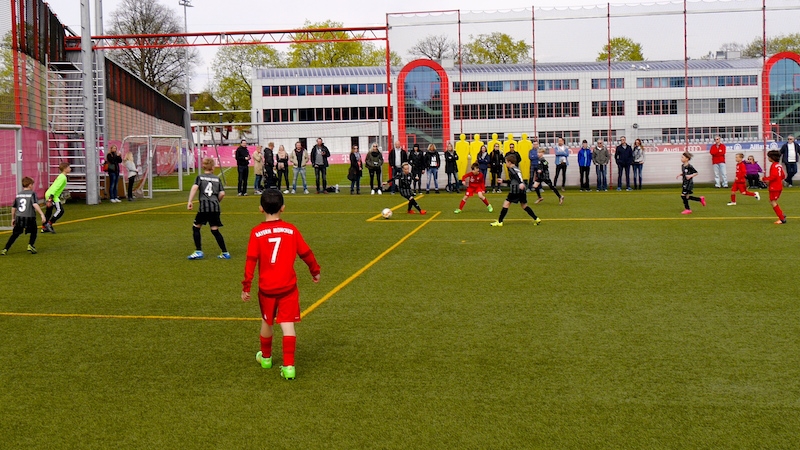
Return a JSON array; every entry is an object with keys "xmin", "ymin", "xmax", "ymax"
[
  {"xmin": 409, "ymin": 34, "xmax": 458, "ymax": 61},
  {"xmin": 107, "ymin": 0, "xmax": 199, "ymax": 96}
]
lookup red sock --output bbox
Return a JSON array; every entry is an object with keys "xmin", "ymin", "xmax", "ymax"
[
  {"xmin": 481, "ymin": 197, "xmax": 489, "ymax": 205},
  {"xmin": 459, "ymin": 200, "xmax": 465, "ymax": 210},
  {"xmin": 731, "ymin": 194, "xmax": 735, "ymax": 202},
  {"xmin": 773, "ymin": 205, "xmax": 785, "ymax": 220},
  {"xmin": 745, "ymin": 191, "xmax": 755, "ymax": 197},
  {"xmin": 260, "ymin": 335, "xmax": 273, "ymax": 357},
  {"xmin": 282, "ymin": 335, "xmax": 296, "ymax": 366}
]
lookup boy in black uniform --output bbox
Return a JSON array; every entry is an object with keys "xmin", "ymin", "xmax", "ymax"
[
  {"xmin": 2, "ymin": 177, "xmax": 46, "ymax": 255},
  {"xmin": 490, "ymin": 156, "xmax": 541, "ymax": 227},
  {"xmin": 187, "ymin": 157, "xmax": 230, "ymax": 260},
  {"xmin": 677, "ymin": 151, "xmax": 706, "ymax": 214},
  {"xmin": 533, "ymin": 147, "xmax": 564, "ymax": 205},
  {"xmin": 398, "ymin": 163, "xmax": 426, "ymax": 215}
]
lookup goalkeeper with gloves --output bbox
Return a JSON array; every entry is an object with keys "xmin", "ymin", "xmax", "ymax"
[{"xmin": 42, "ymin": 163, "xmax": 70, "ymax": 233}]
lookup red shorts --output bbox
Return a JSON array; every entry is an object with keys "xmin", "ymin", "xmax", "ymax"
[
  {"xmin": 769, "ymin": 190, "xmax": 782, "ymax": 202},
  {"xmin": 731, "ymin": 181, "xmax": 748, "ymax": 193},
  {"xmin": 258, "ymin": 286, "xmax": 301, "ymax": 325},
  {"xmin": 465, "ymin": 186, "xmax": 485, "ymax": 197}
]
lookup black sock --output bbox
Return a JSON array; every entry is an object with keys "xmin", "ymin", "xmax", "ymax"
[
  {"xmin": 5, "ymin": 233, "xmax": 19, "ymax": 250},
  {"xmin": 211, "ymin": 229, "xmax": 227, "ymax": 253},
  {"xmin": 29, "ymin": 230, "xmax": 37, "ymax": 246},
  {"xmin": 535, "ymin": 187, "xmax": 542, "ymax": 198},
  {"xmin": 688, "ymin": 196, "xmax": 701, "ymax": 202},
  {"xmin": 524, "ymin": 206, "xmax": 538, "ymax": 219},
  {"xmin": 682, "ymin": 197, "xmax": 690, "ymax": 209},
  {"xmin": 193, "ymin": 226, "xmax": 202, "ymax": 251},
  {"xmin": 411, "ymin": 199, "xmax": 421, "ymax": 212},
  {"xmin": 498, "ymin": 207, "xmax": 508, "ymax": 222}
]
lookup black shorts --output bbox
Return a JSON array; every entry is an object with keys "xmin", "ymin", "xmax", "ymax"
[
  {"xmin": 194, "ymin": 211, "xmax": 223, "ymax": 227},
  {"xmin": 681, "ymin": 182, "xmax": 694, "ymax": 196},
  {"xmin": 506, "ymin": 191, "xmax": 528, "ymax": 204},
  {"xmin": 13, "ymin": 217, "xmax": 38, "ymax": 234}
]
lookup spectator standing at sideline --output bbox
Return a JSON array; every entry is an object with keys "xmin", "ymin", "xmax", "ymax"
[
  {"xmin": 528, "ymin": 139, "xmax": 540, "ymax": 190},
  {"xmin": 349, "ymin": 145, "xmax": 363, "ymax": 195},
  {"xmin": 780, "ymin": 135, "xmax": 799, "ymax": 187},
  {"xmin": 710, "ymin": 135, "xmax": 728, "ymax": 188},
  {"xmin": 365, "ymin": 143, "xmax": 384, "ymax": 195},
  {"xmin": 444, "ymin": 142, "xmax": 460, "ymax": 193},
  {"xmin": 477, "ymin": 144, "xmax": 490, "ymax": 187},
  {"xmin": 290, "ymin": 141, "xmax": 309, "ymax": 194},
  {"xmin": 105, "ymin": 145, "xmax": 122, "ymax": 202},
  {"xmin": 263, "ymin": 142, "xmax": 275, "ymax": 189},
  {"xmin": 592, "ymin": 139, "xmax": 610, "ymax": 191},
  {"xmin": 252, "ymin": 146, "xmax": 264, "ymax": 195},
  {"xmin": 425, "ymin": 143, "xmax": 441, "ymax": 194},
  {"xmin": 632, "ymin": 138, "xmax": 645, "ymax": 190},
  {"xmin": 310, "ymin": 138, "xmax": 330, "ymax": 194},
  {"xmin": 577, "ymin": 140, "xmax": 592, "ymax": 191},
  {"xmin": 409, "ymin": 143, "xmax": 425, "ymax": 194},
  {"xmin": 553, "ymin": 137, "xmax": 569, "ymax": 190},
  {"xmin": 275, "ymin": 145, "xmax": 290, "ymax": 193},
  {"xmin": 489, "ymin": 143, "xmax": 505, "ymax": 193},
  {"xmin": 235, "ymin": 139, "xmax": 251, "ymax": 196},
  {"xmin": 124, "ymin": 152, "xmax": 138, "ymax": 201},
  {"xmin": 615, "ymin": 136, "xmax": 633, "ymax": 191},
  {"xmin": 388, "ymin": 141, "xmax": 408, "ymax": 194}
]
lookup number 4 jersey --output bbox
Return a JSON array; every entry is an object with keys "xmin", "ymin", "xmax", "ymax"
[
  {"xmin": 242, "ymin": 219, "xmax": 320, "ymax": 295},
  {"xmin": 194, "ymin": 174, "xmax": 223, "ymax": 213}
]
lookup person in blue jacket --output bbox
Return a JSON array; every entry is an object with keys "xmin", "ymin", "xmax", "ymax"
[{"xmin": 577, "ymin": 140, "xmax": 592, "ymax": 191}]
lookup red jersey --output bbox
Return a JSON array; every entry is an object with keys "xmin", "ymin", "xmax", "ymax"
[
  {"xmin": 735, "ymin": 161, "xmax": 747, "ymax": 183},
  {"xmin": 242, "ymin": 219, "xmax": 320, "ymax": 294},
  {"xmin": 462, "ymin": 171, "xmax": 485, "ymax": 189},
  {"xmin": 763, "ymin": 162, "xmax": 785, "ymax": 192}
]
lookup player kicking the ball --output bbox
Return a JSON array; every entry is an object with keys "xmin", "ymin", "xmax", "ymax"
[
  {"xmin": 242, "ymin": 189, "xmax": 321, "ymax": 380},
  {"xmin": 398, "ymin": 163, "xmax": 426, "ymax": 215},
  {"xmin": 454, "ymin": 163, "xmax": 493, "ymax": 213},
  {"xmin": 490, "ymin": 155, "xmax": 541, "ymax": 227}
]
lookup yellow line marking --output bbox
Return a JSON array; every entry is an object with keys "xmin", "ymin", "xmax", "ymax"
[
  {"xmin": 0, "ymin": 202, "xmax": 186, "ymax": 235},
  {"xmin": 430, "ymin": 216, "xmax": 783, "ymax": 223},
  {"xmin": 0, "ymin": 311, "xmax": 258, "ymax": 321},
  {"xmin": 301, "ymin": 210, "xmax": 441, "ymax": 318}
]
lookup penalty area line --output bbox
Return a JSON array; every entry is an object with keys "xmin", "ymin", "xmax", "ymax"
[
  {"xmin": 302, "ymin": 210, "xmax": 441, "ymax": 318},
  {"xmin": 0, "ymin": 311, "xmax": 259, "ymax": 322}
]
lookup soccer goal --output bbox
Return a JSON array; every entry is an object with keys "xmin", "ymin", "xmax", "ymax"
[
  {"xmin": 0, "ymin": 125, "xmax": 22, "ymax": 230},
  {"xmin": 120, "ymin": 135, "xmax": 191, "ymax": 198}
]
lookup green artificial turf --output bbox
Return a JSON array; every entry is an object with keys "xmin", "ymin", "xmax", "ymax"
[{"xmin": 1, "ymin": 185, "xmax": 798, "ymax": 449}]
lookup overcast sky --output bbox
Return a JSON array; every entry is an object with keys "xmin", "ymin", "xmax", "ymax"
[{"xmin": 43, "ymin": 0, "xmax": 800, "ymax": 92}]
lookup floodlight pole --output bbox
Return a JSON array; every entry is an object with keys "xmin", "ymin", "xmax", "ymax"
[
  {"xmin": 180, "ymin": 0, "xmax": 194, "ymax": 151},
  {"xmin": 81, "ymin": 0, "xmax": 99, "ymax": 204}
]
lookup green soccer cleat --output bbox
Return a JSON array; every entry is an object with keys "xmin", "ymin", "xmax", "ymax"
[
  {"xmin": 27, "ymin": 245, "xmax": 37, "ymax": 254},
  {"xmin": 453, "ymin": 209, "xmax": 461, "ymax": 214},
  {"xmin": 534, "ymin": 218, "xmax": 542, "ymax": 226},
  {"xmin": 487, "ymin": 204, "xmax": 493, "ymax": 213},
  {"xmin": 0, "ymin": 249, "xmax": 6, "ymax": 256},
  {"xmin": 280, "ymin": 365, "xmax": 296, "ymax": 380},
  {"xmin": 256, "ymin": 351, "xmax": 272, "ymax": 369},
  {"xmin": 187, "ymin": 250, "xmax": 204, "ymax": 260},
  {"xmin": 490, "ymin": 221, "xmax": 503, "ymax": 227}
]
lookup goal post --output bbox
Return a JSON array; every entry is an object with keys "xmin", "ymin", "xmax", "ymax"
[
  {"xmin": 0, "ymin": 125, "xmax": 23, "ymax": 230},
  {"xmin": 120, "ymin": 135, "xmax": 190, "ymax": 198}
]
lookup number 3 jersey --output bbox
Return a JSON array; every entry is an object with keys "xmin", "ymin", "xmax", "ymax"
[
  {"xmin": 194, "ymin": 174, "xmax": 223, "ymax": 213},
  {"xmin": 242, "ymin": 219, "xmax": 321, "ymax": 295},
  {"xmin": 14, "ymin": 191, "xmax": 38, "ymax": 218}
]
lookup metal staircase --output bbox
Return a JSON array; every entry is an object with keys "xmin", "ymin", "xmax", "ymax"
[{"xmin": 46, "ymin": 59, "xmax": 105, "ymax": 195}]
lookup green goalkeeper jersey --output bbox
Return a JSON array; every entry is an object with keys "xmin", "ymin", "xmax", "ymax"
[{"xmin": 45, "ymin": 173, "xmax": 67, "ymax": 203}]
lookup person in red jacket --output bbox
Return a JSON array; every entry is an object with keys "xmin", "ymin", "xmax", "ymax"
[
  {"xmin": 241, "ymin": 189, "xmax": 321, "ymax": 380},
  {"xmin": 710, "ymin": 135, "xmax": 728, "ymax": 188},
  {"xmin": 728, "ymin": 153, "xmax": 760, "ymax": 205},
  {"xmin": 762, "ymin": 150, "xmax": 787, "ymax": 224}
]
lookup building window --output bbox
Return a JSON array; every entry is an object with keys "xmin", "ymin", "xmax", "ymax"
[
  {"xmin": 637, "ymin": 99, "xmax": 678, "ymax": 115},
  {"xmin": 538, "ymin": 131, "xmax": 580, "ymax": 146},
  {"xmin": 592, "ymin": 101, "xmax": 625, "ymax": 116}
]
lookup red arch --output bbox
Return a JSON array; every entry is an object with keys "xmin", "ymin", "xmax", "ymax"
[
  {"xmin": 762, "ymin": 52, "xmax": 800, "ymax": 140},
  {"xmin": 396, "ymin": 59, "xmax": 451, "ymax": 149}
]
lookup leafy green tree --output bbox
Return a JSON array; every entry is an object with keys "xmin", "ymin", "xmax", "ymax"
[
  {"xmin": 596, "ymin": 37, "xmax": 645, "ymax": 62},
  {"xmin": 211, "ymin": 45, "xmax": 284, "ymax": 123},
  {"xmin": 0, "ymin": 32, "xmax": 14, "ymax": 124},
  {"xmin": 742, "ymin": 33, "xmax": 800, "ymax": 58},
  {"xmin": 463, "ymin": 33, "xmax": 530, "ymax": 64},
  {"xmin": 287, "ymin": 20, "xmax": 401, "ymax": 67}
]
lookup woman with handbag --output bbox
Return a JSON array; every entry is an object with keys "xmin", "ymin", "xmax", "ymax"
[
  {"xmin": 349, "ymin": 145, "xmax": 363, "ymax": 194},
  {"xmin": 105, "ymin": 145, "xmax": 123, "ymax": 202}
]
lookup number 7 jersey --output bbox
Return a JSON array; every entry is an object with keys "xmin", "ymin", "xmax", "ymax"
[{"xmin": 242, "ymin": 219, "xmax": 320, "ymax": 295}]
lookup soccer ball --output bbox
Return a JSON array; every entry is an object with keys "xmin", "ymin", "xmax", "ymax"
[{"xmin": 381, "ymin": 208, "xmax": 393, "ymax": 219}]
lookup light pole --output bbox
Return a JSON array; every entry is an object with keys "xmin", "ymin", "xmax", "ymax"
[{"xmin": 179, "ymin": 0, "xmax": 193, "ymax": 149}]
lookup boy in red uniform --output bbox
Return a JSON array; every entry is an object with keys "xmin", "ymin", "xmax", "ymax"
[
  {"xmin": 728, "ymin": 153, "xmax": 760, "ymax": 206},
  {"xmin": 454, "ymin": 163, "xmax": 493, "ymax": 214},
  {"xmin": 762, "ymin": 150, "xmax": 787, "ymax": 224},
  {"xmin": 241, "ymin": 189, "xmax": 321, "ymax": 380}
]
